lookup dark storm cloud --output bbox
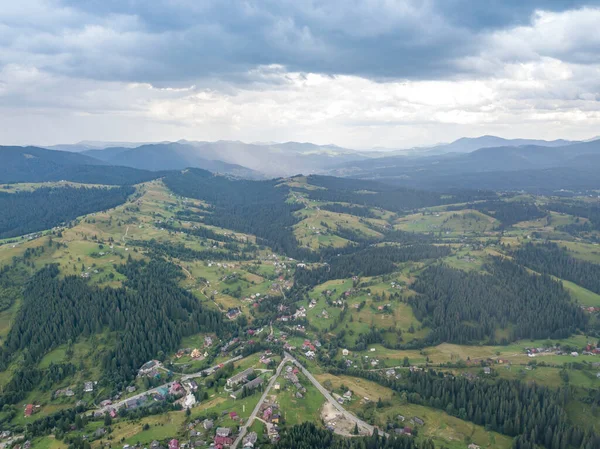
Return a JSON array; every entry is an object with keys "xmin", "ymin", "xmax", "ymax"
[{"xmin": 2, "ymin": 0, "xmax": 600, "ymax": 85}]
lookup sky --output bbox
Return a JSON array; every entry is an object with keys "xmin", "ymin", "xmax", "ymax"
[{"xmin": 1, "ymin": 0, "xmax": 600, "ymax": 149}]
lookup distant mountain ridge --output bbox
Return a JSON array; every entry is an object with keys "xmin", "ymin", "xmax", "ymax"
[
  {"xmin": 0, "ymin": 146, "xmax": 163, "ymax": 185},
  {"xmin": 333, "ymin": 139, "xmax": 600, "ymax": 192},
  {"xmin": 82, "ymin": 142, "xmax": 262, "ymax": 179}
]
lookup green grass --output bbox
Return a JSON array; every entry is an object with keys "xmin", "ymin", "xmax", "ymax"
[
  {"xmin": 276, "ymin": 370, "xmax": 326, "ymax": 426},
  {"xmin": 31, "ymin": 436, "xmax": 69, "ymax": 449},
  {"xmin": 561, "ymin": 279, "xmax": 600, "ymax": 306},
  {"xmin": 395, "ymin": 210, "xmax": 498, "ymax": 236}
]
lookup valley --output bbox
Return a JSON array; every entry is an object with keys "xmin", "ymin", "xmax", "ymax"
[{"xmin": 0, "ymin": 168, "xmax": 599, "ymax": 449}]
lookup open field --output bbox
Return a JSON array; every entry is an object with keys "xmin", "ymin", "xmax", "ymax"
[{"xmin": 394, "ymin": 210, "xmax": 498, "ymax": 236}]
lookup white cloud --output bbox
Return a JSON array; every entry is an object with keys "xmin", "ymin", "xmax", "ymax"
[{"xmin": 1, "ymin": 4, "xmax": 600, "ymax": 147}]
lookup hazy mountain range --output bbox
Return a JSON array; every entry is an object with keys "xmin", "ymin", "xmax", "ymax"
[
  {"xmin": 38, "ymin": 135, "xmax": 593, "ymax": 177},
  {"xmin": 2, "ymin": 135, "xmax": 600, "ymax": 192}
]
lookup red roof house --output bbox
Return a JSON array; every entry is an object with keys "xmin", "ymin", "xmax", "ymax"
[{"xmin": 214, "ymin": 436, "xmax": 233, "ymax": 446}]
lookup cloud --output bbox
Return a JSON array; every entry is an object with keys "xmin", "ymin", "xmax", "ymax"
[
  {"xmin": 2, "ymin": 0, "xmax": 597, "ymax": 85},
  {"xmin": 0, "ymin": 1, "xmax": 600, "ymax": 147}
]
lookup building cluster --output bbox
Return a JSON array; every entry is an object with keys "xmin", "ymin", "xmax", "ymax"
[
  {"xmin": 283, "ymin": 365, "xmax": 307, "ymax": 398},
  {"xmin": 226, "ymin": 368, "xmax": 265, "ymax": 399},
  {"xmin": 259, "ymin": 401, "xmax": 281, "ymax": 442}
]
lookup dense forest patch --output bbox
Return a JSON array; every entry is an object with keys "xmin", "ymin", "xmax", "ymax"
[
  {"xmin": 294, "ymin": 244, "xmax": 451, "ymax": 289},
  {"xmin": 164, "ymin": 169, "xmax": 314, "ymax": 260},
  {"xmin": 0, "ymin": 185, "xmax": 134, "ymax": 238},
  {"xmin": 513, "ymin": 242, "xmax": 600, "ymax": 296},
  {"xmin": 338, "ymin": 368, "xmax": 600, "ymax": 449},
  {"xmin": 0, "ymin": 258, "xmax": 230, "ymax": 401},
  {"xmin": 410, "ymin": 258, "xmax": 587, "ymax": 344}
]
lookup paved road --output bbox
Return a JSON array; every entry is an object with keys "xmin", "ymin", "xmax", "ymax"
[
  {"xmin": 92, "ymin": 356, "xmax": 242, "ymax": 415},
  {"xmin": 284, "ymin": 352, "xmax": 388, "ymax": 438},
  {"xmin": 232, "ymin": 356, "xmax": 290, "ymax": 449}
]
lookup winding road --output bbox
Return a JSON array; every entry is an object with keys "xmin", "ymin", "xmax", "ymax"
[
  {"xmin": 232, "ymin": 352, "xmax": 386, "ymax": 449},
  {"xmin": 285, "ymin": 352, "xmax": 388, "ymax": 438}
]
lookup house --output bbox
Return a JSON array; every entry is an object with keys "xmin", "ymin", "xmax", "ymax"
[
  {"xmin": 151, "ymin": 441, "xmax": 161, "ymax": 449},
  {"xmin": 342, "ymin": 349, "xmax": 349, "ymax": 356},
  {"xmin": 413, "ymin": 417, "xmax": 425, "ymax": 426},
  {"xmin": 24, "ymin": 404, "xmax": 34, "ymax": 417},
  {"xmin": 468, "ymin": 445, "xmax": 481, "ymax": 449},
  {"xmin": 95, "ymin": 428, "xmax": 106, "ymax": 437},
  {"xmin": 109, "ymin": 409, "xmax": 118, "ymax": 419},
  {"xmin": 263, "ymin": 407, "xmax": 273, "ymax": 421},
  {"xmin": 216, "ymin": 428, "xmax": 231, "ymax": 437},
  {"xmin": 169, "ymin": 439, "xmax": 179, "ymax": 449},
  {"xmin": 183, "ymin": 393, "xmax": 197, "ymax": 409},
  {"xmin": 126, "ymin": 398, "xmax": 141, "ymax": 409},
  {"xmin": 84, "ymin": 382, "xmax": 94, "ymax": 393},
  {"xmin": 214, "ymin": 436, "xmax": 233, "ymax": 446},
  {"xmin": 185, "ymin": 380, "xmax": 199, "ymax": 391},
  {"xmin": 229, "ymin": 411, "xmax": 238, "ymax": 420},
  {"xmin": 231, "ymin": 377, "xmax": 264, "ymax": 398},
  {"xmin": 203, "ymin": 419, "xmax": 214, "ymax": 430},
  {"xmin": 227, "ymin": 368, "xmax": 254, "ymax": 388},
  {"xmin": 126, "ymin": 385, "xmax": 137, "ymax": 393},
  {"xmin": 226, "ymin": 308, "xmax": 241, "ymax": 320},
  {"xmin": 483, "ymin": 367, "xmax": 491, "ymax": 375},
  {"xmin": 170, "ymin": 382, "xmax": 184, "ymax": 395},
  {"xmin": 138, "ymin": 360, "xmax": 161, "ymax": 376},
  {"xmin": 243, "ymin": 431, "xmax": 258, "ymax": 447},
  {"xmin": 343, "ymin": 390, "xmax": 352, "ymax": 400},
  {"xmin": 305, "ymin": 350, "xmax": 316, "ymax": 359}
]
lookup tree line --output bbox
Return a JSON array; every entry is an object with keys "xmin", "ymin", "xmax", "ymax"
[
  {"xmin": 513, "ymin": 242, "xmax": 600, "ymax": 296},
  {"xmin": 0, "ymin": 185, "xmax": 134, "ymax": 238},
  {"xmin": 410, "ymin": 258, "xmax": 587, "ymax": 344},
  {"xmin": 334, "ymin": 368, "xmax": 600, "ymax": 449}
]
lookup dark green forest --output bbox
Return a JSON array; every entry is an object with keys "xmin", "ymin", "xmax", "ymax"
[
  {"xmin": 0, "ymin": 186, "xmax": 134, "ymax": 238},
  {"xmin": 164, "ymin": 169, "xmax": 314, "ymax": 260},
  {"xmin": 410, "ymin": 258, "xmax": 587, "ymax": 344},
  {"xmin": 513, "ymin": 242, "xmax": 600, "ymax": 295},
  {"xmin": 336, "ymin": 368, "xmax": 600, "ymax": 449},
  {"xmin": 0, "ymin": 257, "xmax": 231, "ymax": 407},
  {"xmin": 276, "ymin": 422, "xmax": 437, "ymax": 449},
  {"xmin": 294, "ymin": 244, "xmax": 451, "ymax": 289}
]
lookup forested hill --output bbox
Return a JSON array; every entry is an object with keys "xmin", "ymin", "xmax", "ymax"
[
  {"xmin": 304, "ymin": 175, "xmax": 494, "ymax": 212},
  {"xmin": 164, "ymin": 168, "xmax": 315, "ymax": 260},
  {"xmin": 513, "ymin": 242, "xmax": 600, "ymax": 295},
  {"xmin": 411, "ymin": 258, "xmax": 587, "ymax": 344},
  {"xmin": 0, "ymin": 258, "xmax": 230, "ymax": 405},
  {"xmin": 0, "ymin": 186, "xmax": 135, "ymax": 238},
  {"xmin": 0, "ymin": 145, "xmax": 164, "ymax": 185}
]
